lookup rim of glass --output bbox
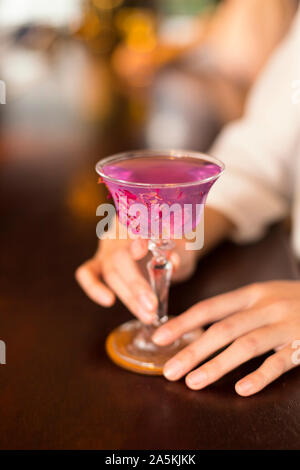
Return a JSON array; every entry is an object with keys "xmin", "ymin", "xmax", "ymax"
[{"xmin": 95, "ymin": 149, "xmax": 225, "ymax": 188}]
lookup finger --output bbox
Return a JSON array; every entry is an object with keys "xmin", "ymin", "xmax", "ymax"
[
  {"xmin": 235, "ymin": 344, "xmax": 297, "ymax": 397},
  {"xmin": 75, "ymin": 260, "xmax": 115, "ymax": 306},
  {"xmin": 170, "ymin": 252, "xmax": 180, "ymax": 272},
  {"xmin": 130, "ymin": 239, "xmax": 148, "ymax": 260},
  {"xmin": 153, "ymin": 284, "xmax": 258, "ymax": 346},
  {"xmin": 162, "ymin": 307, "xmax": 269, "ymax": 381},
  {"xmin": 111, "ymin": 249, "xmax": 158, "ymax": 316},
  {"xmin": 103, "ymin": 265, "xmax": 155, "ymax": 324},
  {"xmin": 185, "ymin": 323, "xmax": 287, "ymax": 390}
]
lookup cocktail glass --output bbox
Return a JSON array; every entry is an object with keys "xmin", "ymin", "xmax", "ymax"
[{"xmin": 96, "ymin": 150, "xmax": 224, "ymax": 374}]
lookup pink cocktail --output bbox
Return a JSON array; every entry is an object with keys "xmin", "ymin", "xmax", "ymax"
[{"xmin": 96, "ymin": 150, "xmax": 224, "ymax": 374}]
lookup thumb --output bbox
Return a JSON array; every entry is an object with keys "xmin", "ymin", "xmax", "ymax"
[{"xmin": 170, "ymin": 252, "xmax": 180, "ymax": 272}]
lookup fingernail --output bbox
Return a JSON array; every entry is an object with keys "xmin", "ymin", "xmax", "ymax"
[
  {"xmin": 164, "ymin": 360, "xmax": 182, "ymax": 380},
  {"xmin": 139, "ymin": 292, "xmax": 156, "ymax": 312},
  {"xmin": 187, "ymin": 371, "xmax": 207, "ymax": 387},
  {"xmin": 236, "ymin": 379, "xmax": 253, "ymax": 394},
  {"xmin": 152, "ymin": 328, "xmax": 171, "ymax": 345}
]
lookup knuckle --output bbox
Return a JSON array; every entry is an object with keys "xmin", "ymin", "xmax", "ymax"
[
  {"xmin": 163, "ymin": 323, "xmax": 178, "ymax": 339},
  {"xmin": 249, "ymin": 282, "xmax": 264, "ymax": 298},
  {"xmin": 251, "ymin": 369, "xmax": 266, "ymax": 388},
  {"xmin": 76, "ymin": 268, "xmax": 93, "ymax": 289},
  {"xmin": 269, "ymin": 299, "xmax": 293, "ymax": 321},
  {"xmin": 200, "ymin": 299, "xmax": 215, "ymax": 320},
  {"xmin": 208, "ymin": 322, "xmax": 220, "ymax": 335},
  {"xmin": 74, "ymin": 266, "xmax": 83, "ymax": 280},
  {"xmin": 180, "ymin": 346, "xmax": 197, "ymax": 365},
  {"xmin": 209, "ymin": 320, "xmax": 233, "ymax": 339},
  {"xmin": 186, "ymin": 304, "xmax": 202, "ymax": 321},
  {"xmin": 75, "ymin": 261, "xmax": 89, "ymax": 278},
  {"xmin": 266, "ymin": 355, "xmax": 286, "ymax": 374},
  {"xmin": 249, "ymin": 281, "xmax": 281, "ymax": 301},
  {"xmin": 236, "ymin": 335, "xmax": 258, "ymax": 356},
  {"xmin": 205, "ymin": 358, "xmax": 220, "ymax": 379},
  {"xmin": 168, "ymin": 317, "xmax": 185, "ymax": 336}
]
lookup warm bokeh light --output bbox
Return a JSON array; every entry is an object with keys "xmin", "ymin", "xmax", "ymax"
[
  {"xmin": 66, "ymin": 171, "xmax": 107, "ymax": 220},
  {"xmin": 92, "ymin": 0, "xmax": 124, "ymax": 11},
  {"xmin": 78, "ymin": 9, "xmax": 102, "ymax": 40},
  {"xmin": 115, "ymin": 8, "xmax": 157, "ymax": 52}
]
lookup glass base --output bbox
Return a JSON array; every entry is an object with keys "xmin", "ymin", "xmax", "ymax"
[{"xmin": 105, "ymin": 319, "xmax": 202, "ymax": 375}]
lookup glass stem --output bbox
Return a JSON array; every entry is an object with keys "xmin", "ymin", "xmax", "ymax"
[{"xmin": 147, "ymin": 240, "xmax": 175, "ymax": 326}]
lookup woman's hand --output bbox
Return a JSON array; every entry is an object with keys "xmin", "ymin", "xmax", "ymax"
[
  {"xmin": 75, "ymin": 236, "xmax": 199, "ymax": 324},
  {"xmin": 75, "ymin": 237, "xmax": 157, "ymax": 324},
  {"xmin": 152, "ymin": 281, "xmax": 300, "ymax": 396}
]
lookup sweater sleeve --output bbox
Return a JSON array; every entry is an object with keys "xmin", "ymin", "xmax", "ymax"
[{"xmin": 207, "ymin": 12, "xmax": 300, "ymax": 243}]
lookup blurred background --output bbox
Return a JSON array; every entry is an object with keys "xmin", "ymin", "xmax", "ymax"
[{"xmin": 0, "ymin": 0, "xmax": 298, "ymax": 224}]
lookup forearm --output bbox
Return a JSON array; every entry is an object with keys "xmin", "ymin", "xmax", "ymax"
[{"xmin": 200, "ymin": 206, "xmax": 234, "ymax": 256}]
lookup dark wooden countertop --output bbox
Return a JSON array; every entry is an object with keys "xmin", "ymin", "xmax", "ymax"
[{"xmin": 0, "ymin": 172, "xmax": 299, "ymax": 449}]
